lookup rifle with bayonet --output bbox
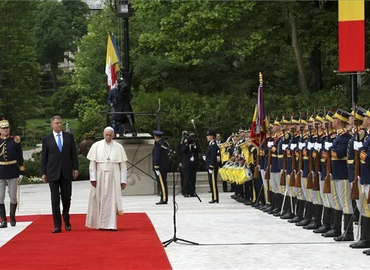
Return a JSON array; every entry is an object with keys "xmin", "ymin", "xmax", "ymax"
[
  {"xmin": 306, "ymin": 123, "xmax": 314, "ymax": 190},
  {"xmin": 312, "ymin": 122, "xmax": 321, "ymax": 191},
  {"xmin": 323, "ymin": 122, "xmax": 331, "ymax": 193},
  {"xmin": 351, "ymin": 119, "xmax": 360, "ymax": 200},
  {"xmin": 289, "ymin": 126, "xmax": 296, "ymax": 187},
  {"xmin": 280, "ymin": 127, "xmax": 287, "ymax": 186},
  {"xmin": 295, "ymin": 125, "xmax": 304, "ymax": 188}
]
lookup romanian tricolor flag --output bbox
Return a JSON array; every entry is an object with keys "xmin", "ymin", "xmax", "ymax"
[
  {"xmin": 105, "ymin": 34, "xmax": 121, "ymax": 90},
  {"xmin": 338, "ymin": 0, "xmax": 365, "ymax": 72},
  {"xmin": 250, "ymin": 73, "xmax": 269, "ymax": 148}
]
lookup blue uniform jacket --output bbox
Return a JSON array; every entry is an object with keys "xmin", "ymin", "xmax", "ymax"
[
  {"xmin": 360, "ymin": 132, "xmax": 370, "ymax": 185},
  {"xmin": 330, "ymin": 129, "xmax": 351, "ymax": 180},
  {"xmin": 0, "ymin": 136, "xmax": 25, "ymax": 179}
]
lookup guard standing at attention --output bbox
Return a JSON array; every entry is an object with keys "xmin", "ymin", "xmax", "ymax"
[
  {"xmin": 0, "ymin": 119, "xmax": 25, "ymax": 228},
  {"xmin": 152, "ymin": 130, "xmax": 170, "ymax": 205},
  {"xmin": 206, "ymin": 130, "xmax": 219, "ymax": 203}
]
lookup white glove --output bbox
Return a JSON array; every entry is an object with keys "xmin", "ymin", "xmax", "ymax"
[
  {"xmin": 202, "ymin": 155, "xmax": 206, "ymax": 161},
  {"xmin": 208, "ymin": 169, "xmax": 213, "ymax": 174},
  {"xmin": 298, "ymin": 142, "xmax": 305, "ymax": 150},
  {"xmin": 290, "ymin": 143, "xmax": 297, "ymax": 150},
  {"xmin": 155, "ymin": 170, "xmax": 160, "ymax": 176},
  {"xmin": 314, "ymin": 142, "xmax": 321, "ymax": 151},
  {"xmin": 267, "ymin": 141, "xmax": 274, "ymax": 148},
  {"xmin": 190, "ymin": 156, "xmax": 194, "ymax": 162},
  {"xmin": 353, "ymin": 141, "xmax": 363, "ymax": 151},
  {"xmin": 18, "ymin": 175, "xmax": 24, "ymax": 184},
  {"xmin": 282, "ymin": 144, "xmax": 288, "ymax": 151},
  {"xmin": 307, "ymin": 142, "xmax": 314, "ymax": 150},
  {"xmin": 324, "ymin": 142, "xmax": 332, "ymax": 151}
]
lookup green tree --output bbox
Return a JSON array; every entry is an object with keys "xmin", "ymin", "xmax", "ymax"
[
  {"xmin": 0, "ymin": 0, "xmax": 41, "ymax": 131},
  {"xmin": 34, "ymin": 0, "xmax": 89, "ymax": 92}
]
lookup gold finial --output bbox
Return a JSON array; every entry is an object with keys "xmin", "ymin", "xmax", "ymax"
[{"xmin": 259, "ymin": 72, "xmax": 263, "ymax": 85}]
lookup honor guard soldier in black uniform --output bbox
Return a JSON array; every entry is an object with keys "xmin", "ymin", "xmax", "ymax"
[
  {"xmin": 206, "ymin": 130, "xmax": 219, "ymax": 203},
  {"xmin": 0, "ymin": 119, "xmax": 25, "ymax": 228},
  {"xmin": 152, "ymin": 130, "xmax": 170, "ymax": 205}
]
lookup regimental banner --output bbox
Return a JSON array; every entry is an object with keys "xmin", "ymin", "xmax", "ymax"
[{"xmin": 338, "ymin": 0, "xmax": 365, "ymax": 72}]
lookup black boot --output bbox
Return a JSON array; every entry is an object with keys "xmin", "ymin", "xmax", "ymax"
[
  {"xmin": 296, "ymin": 201, "xmax": 312, "ymax": 227},
  {"xmin": 350, "ymin": 216, "xmax": 370, "ymax": 248},
  {"xmin": 334, "ymin": 213, "xmax": 354, "ymax": 241},
  {"xmin": 288, "ymin": 199, "xmax": 304, "ymax": 223},
  {"xmin": 10, "ymin": 203, "xmax": 17, "ymax": 227},
  {"xmin": 305, "ymin": 204, "xmax": 323, "ymax": 230},
  {"xmin": 0, "ymin": 204, "xmax": 7, "ymax": 228},
  {"xmin": 314, "ymin": 207, "xmax": 332, "ymax": 233},
  {"xmin": 322, "ymin": 210, "xmax": 342, "ymax": 238}
]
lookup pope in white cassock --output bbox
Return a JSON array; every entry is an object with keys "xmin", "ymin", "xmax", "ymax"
[{"xmin": 85, "ymin": 127, "xmax": 128, "ymax": 230}]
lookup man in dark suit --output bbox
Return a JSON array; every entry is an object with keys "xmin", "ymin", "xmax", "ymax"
[{"xmin": 41, "ymin": 115, "xmax": 79, "ymax": 233}]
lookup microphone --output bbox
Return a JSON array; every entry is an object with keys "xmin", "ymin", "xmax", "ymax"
[{"xmin": 155, "ymin": 141, "xmax": 176, "ymax": 154}]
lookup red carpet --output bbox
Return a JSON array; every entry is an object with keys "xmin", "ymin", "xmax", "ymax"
[{"xmin": 0, "ymin": 213, "xmax": 172, "ymax": 270}]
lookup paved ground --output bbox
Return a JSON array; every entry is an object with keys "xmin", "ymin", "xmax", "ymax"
[{"xmin": 0, "ymin": 181, "xmax": 369, "ymax": 269}]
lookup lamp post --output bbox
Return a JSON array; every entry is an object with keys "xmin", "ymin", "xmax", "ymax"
[
  {"xmin": 112, "ymin": 0, "xmax": 132, "ymax": 83},
  {"xmin": 110, "ymin": 0, "xmax": 136, "ymax": 136}
]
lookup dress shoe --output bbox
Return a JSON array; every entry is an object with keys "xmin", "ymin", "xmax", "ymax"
[
  {"xmin": 280, "ymin": 212, "xmax": 295, "ymax": 220},
  {"xmin": 350, "ymin": 239, "xmax": 370, "ymax": 249},
  {"xmin": 334, "ymin": 233, "xmax": 354, "ymax": 242},
  {"xmin": 296, "ymin": 219, "xmax": 311, "ymax": 227},
  {"xmin": 209, "ymin": 200, "xmax": 219, "ymax": 204},
  {"xmin": 156, "ymin": 201, "xmax": 167, "ymax": 205},
  {"xmin": 363, "ymin": 249, "xmax": 370, "ymax": 255},
  {"xmin": 303, "ymin": 221, "xmax": 321, "ymax": 230},
  {"xmin": 52, "ymin": 227, "xmax": 61, "ymax": 233},
  {"xmin": 322, "ymin": 229, "xmax": 341, "ymax": 238},
  {"xmin": 288, "ymin": 216, "xmax": 303, "ymax": 223},
  {"xmin": 65, "ymin": 223, "xmax": 72, "ymax": 231},
  {"xmin": 313, "ymin": 225, "xmax": 330, "ymax": 234}
]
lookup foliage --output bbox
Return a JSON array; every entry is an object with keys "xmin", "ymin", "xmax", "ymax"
[
  {"xmin": 34, "ymin": 0, "xmax": 90, "ymax": 90},
  {"xmin": 0, "ymin": 1, "xmax": 41, "ymax": 132},
  {"xmin": 77, "ymin": 154, "xmax": 90, "ymax": 180},
  {"xmin": 24, "ymin": 152, "xmax": 89, "ymax": 180},
  {"xmin": 73, "ymin": 96, "xmax": 106, "ymax": 143}
]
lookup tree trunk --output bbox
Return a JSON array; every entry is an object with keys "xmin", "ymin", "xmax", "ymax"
[
  {"xmin": 288, "ymin": 11, "xmax": 309, "ymax": 94},
  {"xmin": 50, "ymin": 62, "xmax": 58, "ymax": 92},
  {"xmin": 308, "ymin": 43, "xmax": 323, "ymax": 92}
]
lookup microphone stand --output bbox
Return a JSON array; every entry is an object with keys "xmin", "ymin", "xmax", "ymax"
[{"xmin": 162, "ymin": 154, "xmax": 199, "ymax": 247}]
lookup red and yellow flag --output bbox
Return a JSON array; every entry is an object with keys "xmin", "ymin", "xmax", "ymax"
[{"xmin": 338, "ymin": 0, "xmax": 365, "ymax": 72}]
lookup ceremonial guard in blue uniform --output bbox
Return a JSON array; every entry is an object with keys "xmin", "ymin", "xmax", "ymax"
[
  {"xmin": 288, "ymin": 116, "xmax": 307, "ymax": 224},
  {"xmin": 206, "ymin": 130, "xmax": 219, "ymax": 203},
  {"xmin": 269, "ymin": 117, "xmax": 284, "ymax": 216},
  {"xmin": 353, "ymin": 108, "xmax": 370, "ymax": 254},
  {"xmin": 0, "ymin": 119, "xmax": 25, "ymax": 228},
  {"xmin": 152, "ymin": 130, "xmax": 170, "ymax": 205},
  {"xmin": 280, "ymin": 116, "xmax": 296, "ymax": 220},
  {"xmin": 324, "ymin": 109, "xmax": 353, "ymax": 240}
]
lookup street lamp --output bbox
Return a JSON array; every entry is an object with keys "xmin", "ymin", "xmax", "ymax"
[{"xmin": 110, "ymin": 0, "xmax": 136, "ymax": 136}]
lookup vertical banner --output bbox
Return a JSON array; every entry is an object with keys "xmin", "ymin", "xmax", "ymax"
[
  {"xmin": 338, "ymin": 0, "xmax": 365, "ymax": 72},
  {"xmin": 105, "ymin": 35, "xmax": 122, "ymax": 90}
]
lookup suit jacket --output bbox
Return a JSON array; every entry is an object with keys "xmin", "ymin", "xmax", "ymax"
[{"xmin": 41, "ymin": 131, "xmax": 79, "ymax": 181}]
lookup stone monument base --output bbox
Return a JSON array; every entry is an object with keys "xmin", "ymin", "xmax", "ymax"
[{"xmin": 115, "ymin": 133, "xmax": 157, "ymax": 196}]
